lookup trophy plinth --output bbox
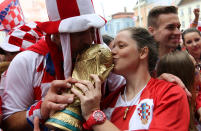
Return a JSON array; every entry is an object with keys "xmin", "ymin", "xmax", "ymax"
[{"xmin": 46, "ymin": 105, "xmax": 82, "ymax": 131}]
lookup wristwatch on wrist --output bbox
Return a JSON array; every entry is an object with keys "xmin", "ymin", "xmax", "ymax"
[{"xmin": 83, "ymin": 110, "xmax": 106, "ymax": 130}]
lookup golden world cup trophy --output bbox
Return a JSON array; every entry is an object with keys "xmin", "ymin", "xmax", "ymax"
[
  {"xmin": 0, "ymin": 61, "xmax": 10, "ymax": 75},
  {"xmin": 45, "ymin": 44, "xmax": 114, "ymax": 131}
]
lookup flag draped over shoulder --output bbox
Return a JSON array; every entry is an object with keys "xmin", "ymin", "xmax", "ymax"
[{"xmin": 0, "ymin": 0, "xmax": 24, "ymax": 31}]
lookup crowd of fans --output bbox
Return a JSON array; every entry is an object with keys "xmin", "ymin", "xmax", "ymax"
[{"xmin": 0, "ymin": 0, "xmax": 201, "ymax": 131}]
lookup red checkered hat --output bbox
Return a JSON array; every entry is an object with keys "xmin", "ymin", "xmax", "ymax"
[
  {"xmin": 37, "ymin": 0, "xmax": 106, "ymax": 78},
  {"xmin": 0, "ymin": 22, "xmax": 45, "ymax": 52},
  {"xmin": 38, "ymin": 0, "xmax": 106, "ymax": 35}
]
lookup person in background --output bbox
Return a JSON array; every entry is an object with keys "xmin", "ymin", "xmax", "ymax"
[
  {"xmin": 147, "ymin": 5, "xmax": 192, "ymax": 97},
  {"xmin": 182, "ymin": 28, "xmax": 201, "ymax": 64},
  {"xmin": 156, "ymin": 50, "xmax": 198, "ymax": 131},
  {"xmin": 190, "ymin": 8, "xmax": 201, "ymax": 31},
  {"xmin": 102, "ymin": 34, "xmax": 114, "ymax": 49},
  {"xmin": 147, "ymin": 6, "xmax": 181, "ymax": 59},
  {"xmin": 182, "ymin": 28, "xmax": 201, "ymax": 125},
  {"xmin": 70, "ymin": 27, "xmax": 189, "ymax": 130}
]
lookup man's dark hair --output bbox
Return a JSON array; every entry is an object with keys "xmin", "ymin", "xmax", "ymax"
[
  {"xmin": 0, "ymin": 48, "xmax": 6, "ymax": 55},
  {"xmin": 182, "ymin": 28, "xmax": 201, "ymax": 44},
  {"xmin": 120, "ymin": 27, "xmax": 158, "ymax": 73},
  {"xmin": 147, "ymin": 6, "xmax": 178, "ymax": 28},
  {"xmin": 102, "ymin": 35, "xmax": 114, "ymax": 46}
]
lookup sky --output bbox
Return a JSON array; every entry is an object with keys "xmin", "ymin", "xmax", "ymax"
[
  {"xmin": 0, "ymin": 0, "xmax": 137, "ymax": 20},
  {"xmin": 93, "ymin": 0, "xmax": 137, "ymax": 19},
  {"xmin": 0, "ymin": 0, "xmax": 173, "ymax": 21},
  {"xmin": 93, "ymin": 0, "xmax": 173, "ymax": 19}
]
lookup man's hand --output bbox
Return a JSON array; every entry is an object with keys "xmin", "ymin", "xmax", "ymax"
[
  {"xmin": 158, "ymin": 73, "xmax": 192, "ymax": 97},
  {"xmin": 41, "ymin": 77, "xmax": 77, "ymax": 120}
]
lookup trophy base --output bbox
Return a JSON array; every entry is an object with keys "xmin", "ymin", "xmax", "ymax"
[
  {"xmin": 45, "ymin": 106, "xmax": 83, "ymax": 131},
  {"xmin": 46, "ymin": 120, "xmax": 81, "ymax": 131}
]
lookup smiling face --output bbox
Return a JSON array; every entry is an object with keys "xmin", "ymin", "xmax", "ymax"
[
  {"xmin": 183, "ymin": 32, "xmax": 201, "ymax": 59},
  {"xmin": 111, "ymin": 30, "xmax": 140, "ymax": 76},
  {"xmin": 150, "ymin": 13, "xmax": 181, "ymax": 54}
]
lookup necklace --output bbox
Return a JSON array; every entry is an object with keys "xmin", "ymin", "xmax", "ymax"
[
  {"xmin": 123, "ymin": 84, "xmax": 147, "ymax": 120},
  {"xmin": 123, "ymin": 88, "xmax": 129, "ymax": 120}
]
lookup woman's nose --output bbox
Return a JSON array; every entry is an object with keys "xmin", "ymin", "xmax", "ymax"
[{"xmin": 111, "ymin": 47, "xmax": 117, "ymax": 55}]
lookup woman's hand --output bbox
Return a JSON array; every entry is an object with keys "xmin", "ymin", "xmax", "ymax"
[
  {"xmin": 71, "ymin": 74, "xmax": 102, "ymax": 120},
  {"xmin": 41, "ymin": 77, "xmax": 77, "ymax": 120}
]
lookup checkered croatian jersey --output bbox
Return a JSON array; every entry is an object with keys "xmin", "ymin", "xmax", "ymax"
[
  {"xmin": 2, "ymin": 39, "xmax": 53, "ymax": 120},
  {"xmin": 102, "ymin": 78, "xmax": 190, "ymax": 131}
]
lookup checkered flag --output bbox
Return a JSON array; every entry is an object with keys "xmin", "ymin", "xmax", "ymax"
[
  {"xmin": 0, "ymin": 0, "xmax": 25, "ymax": 31},
  {"xmin": 0, "ymin": 22, "xmax": 45, "ymax": 52}
]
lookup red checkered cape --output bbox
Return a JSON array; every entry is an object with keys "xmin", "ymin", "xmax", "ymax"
[
  {"xmin": 101, "ymin": 78, "xmax": 190, "ymax": 131},
  {"xmin": 0, "ymin": 0, "xmax": 24, "ymax": 31}
]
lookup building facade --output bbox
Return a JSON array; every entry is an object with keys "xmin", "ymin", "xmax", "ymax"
[
  {"xmin": 176, "ymin": 0, "xmax": 201, "ymax": 30},
  {"xmin": 101, "ymin": 12, "xmax": 135, "ymax": 37},
  {"xmin": 19, "ymin": 0, "xmax": 48, "ymax": 22},
  {"xmin": 133, "ymin": 0, "xmax": 172, "ymax": 27}
]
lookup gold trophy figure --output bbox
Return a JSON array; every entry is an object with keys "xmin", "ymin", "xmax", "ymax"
[
  {"xmin": 0, "ymin": 61, "xmax": 10, "ymax": 75},
  {"xmin": 45, "ymin": 44, "xmax": 114, "ymax": 131}
]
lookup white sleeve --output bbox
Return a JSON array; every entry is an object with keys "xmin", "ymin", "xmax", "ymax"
[
  {"xmin": 107, "ymin": 72, "xmax": 126, "ymax": 92},
  {"xmin": 2, "ymin": 51, "xmax": 37, "ymax": 120}
]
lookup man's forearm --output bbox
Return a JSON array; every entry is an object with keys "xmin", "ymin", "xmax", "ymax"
[
  {"xmin": 191, "ymin": 17, "xmax": 199, "ymax": 28},
  {"xmin": 2, "ymin": 111, "xmax": 32, "ymax": 131}
]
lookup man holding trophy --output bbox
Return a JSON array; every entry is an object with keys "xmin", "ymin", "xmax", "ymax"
[{"xmin": 2, "ymin": 0, "xmax": 123, "ymax": 130}]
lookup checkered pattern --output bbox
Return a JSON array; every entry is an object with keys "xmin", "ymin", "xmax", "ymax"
[
  {"xmin": 39, "ymin": 0, "xmax": 106, "ymax": 79},
  {"xmin": 137, "ymin": 103, "xmax": 151, "ymax": 120},
  {"xmin": 0, "ymin": 0, "xmax": 25, "ymax": 31},
  {"xmin": 26, "ymin": 100, "xmax": 43, "ymax": 128},
  {"xmin": 0, "ymin": 22, "xmax": 45, "ymax": 52}
]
